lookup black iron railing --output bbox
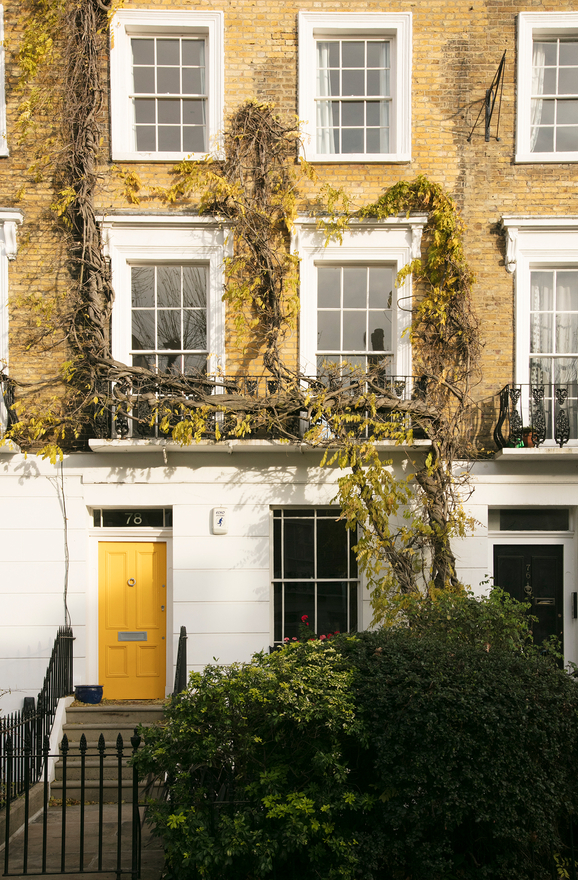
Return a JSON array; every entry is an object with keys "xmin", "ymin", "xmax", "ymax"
[
  {"xmin": 0, "ymin": 626, "xmax": 74, "ymax": 810},
  {"xmin": 95, "ymin": 374, "xmax": 428, "ymax": 441},
  {"xmin": 3, "ymin": 730, "xmax": 144, "ymax": 877},
  {"xmin": 173, "ymin": 627, "xmax": 188, "ymax": 697},
  {"xmin": 494, "ymin": 383, "xmax": 577, "ymax": 449}
]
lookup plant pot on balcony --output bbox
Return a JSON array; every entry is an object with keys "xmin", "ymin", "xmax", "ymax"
[
  {"xmin": 522, "ymin": 428, "xmax": 534, "ymax": 448},
  {"xmin": 74, "ymin": 685, "xmax": 103, "ymax": 704}
]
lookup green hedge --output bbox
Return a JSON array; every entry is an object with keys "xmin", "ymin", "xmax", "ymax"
[{"xmin": 135, "ymin": 592, "xmax": 578, "ymax": 880}]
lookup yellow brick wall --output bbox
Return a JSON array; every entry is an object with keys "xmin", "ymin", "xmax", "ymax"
[{"xmin": 1, "ymin": 0, "xmax": 577, "ymax": 416}]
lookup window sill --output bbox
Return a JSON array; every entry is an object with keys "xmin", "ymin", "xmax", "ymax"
[
  {"xmin": 111, "ymin": 150, "xmax": 219, "ymax": 163},
  {"xmin": 515, "ymin": 152, "xmax": 578, "ymax": 164},
  {"xmin": 303, "ymin": 153, "xmax": 411, "ymax": 164},
  {"xmin": 495, "ymin": 447, "xmax": 578, "ymax": 460}
]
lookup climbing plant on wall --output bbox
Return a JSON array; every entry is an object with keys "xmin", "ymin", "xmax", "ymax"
[{"xmin": 7, "ymin": 0, "xmax": 481, "ymax": 610}]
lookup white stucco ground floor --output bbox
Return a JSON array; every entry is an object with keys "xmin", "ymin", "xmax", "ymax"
[{"xmin": 1, "ymin": 440, "xmax": 577, "ymax": 714}]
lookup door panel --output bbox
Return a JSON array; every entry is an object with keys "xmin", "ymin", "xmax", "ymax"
[
  {"xmin": 99, "ymin": 542, "xmax": 166, "ymax": 699},
  {"xmin": 493, "ymin": 544, "xmax": 563, "ymax": 651}
]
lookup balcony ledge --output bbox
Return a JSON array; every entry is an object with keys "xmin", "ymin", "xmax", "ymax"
[
  {"xmin": 495, "ymin": 447, "xmax": 578, "ymax": 461},
  {"xmin": 0, "ymin": 439, "xmax": 21, "ymax": 454},
  {"xmin": 88, "ymin": 438, "xmax": 432, "ymax": 455}
]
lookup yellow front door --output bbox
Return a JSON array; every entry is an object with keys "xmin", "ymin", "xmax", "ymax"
[{"xmin": 98, "ymin": 542, "xmax": 166, "ymax": 700}]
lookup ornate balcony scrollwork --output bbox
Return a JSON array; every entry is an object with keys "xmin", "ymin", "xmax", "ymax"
[
  {"xmin": 530, "ymin": 385, "xmax": 546, "ymax": 446},
  {"xmin": 555, "ymin": 386, "xmax": 570, "ymax": 448}
]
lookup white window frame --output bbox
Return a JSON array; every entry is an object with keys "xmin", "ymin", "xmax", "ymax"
[
  {"xmin": 503, "ymin": 215, "xmax": 578, "ymax": 443},
  {"xmin": 294, "ymin": 215, "xmax": 426, "ymax": 377},
  {"xmin": 0, "ymin": 8, "xmax": 8, "ymax": 158},
  {"xmin": 100, "ymin": 215, "xmax": 228, "ymax": 375},
  {"xmin": 516, "ymin": 12, "xmax": 578, "ymax": 163},
  {"xmin": 298, "ymin": 11, "xmax": 412, "ymax": 164},
  {"xmin": 110, "ymin": 10, "xmax": 224, "ymax": 162}
]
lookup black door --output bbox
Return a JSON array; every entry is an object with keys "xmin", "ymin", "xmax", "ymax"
[{"xmin": 493, "ymin": 545, "xmax": 564, "ymax": 650}]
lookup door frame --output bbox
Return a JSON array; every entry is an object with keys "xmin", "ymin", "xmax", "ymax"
[
  {"xmin": 87, "ymin": 530, "xmax": 173, "ymax": 697},
  {"xmin": 490, "ymin": 530, "xmax": 574, "ymax": 661}
]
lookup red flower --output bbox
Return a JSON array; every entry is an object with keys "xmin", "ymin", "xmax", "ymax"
[
  {"xmin": 292, "ymin": 637, "xmax": 298, "ymax": 641},
  {"xmin": 284, "ymin": 637, "xmax": 289, "ymax": 642},
  {"xmin": 301, "ymin": 614, "xmax": 308, "ymax": 622},
  {"xmin": 319, "ymin": 634, "xmax": 327, "ymax": 641}
]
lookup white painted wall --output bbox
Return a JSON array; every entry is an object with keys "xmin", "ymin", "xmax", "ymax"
[{"xmin": 1, "ymin": 447, "xmax": 578, "ymax": 715}]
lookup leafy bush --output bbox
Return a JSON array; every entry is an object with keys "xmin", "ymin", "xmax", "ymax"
[
  {"xmin": 136, "ymin": 592, "xmax": 578, "ymax": 880},
  {"xmin": 135, "ymin": 642, "xmax": 368, "ymax": 880}
]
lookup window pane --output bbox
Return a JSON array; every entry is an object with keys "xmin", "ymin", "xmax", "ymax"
[
  {"xmin": 157, "ymin": 267, "xmax": 181, "ymax": 307},
  {"xmin": 557, "ymin": 271, "xmax": 578, "ymax": 310},
  {"xmin": 183, "ymin": 354, "xmax": 207, "ymax": 374},
  {"xmin": 132, "ymin": 39, "xmax": 154, "ymax": 66},
  {"xmin": 531, "ymin": 271, "xmax": 553, "ymax": 310},
  {"xmin": 317, "ymin": 583, "xmax": 348, "ymax": 635},
  {"xmin": 283, "ymin": 583, "xmax": 315, "ymax": 639},
  {"xmin": 158, "ymin": 100, "xmax": 180, "ymax": 124},
  {"xmin": 556, "ymin": 313, "xmax": 578, "ymax": 353},
  {"xmin": 132, "ymin": 267, "xmax": 154, "ymax": 308},
  {"xmin": 158, "ymin": 126, "xmax": 181, "ymax": 151},
  {"xmin": 157, "ymin": 39, "xmax": 180, "ymax": 66},
  {"xmin": 133, "ymin": 67, "xmax": 155, "ymax": 94},
  {"xmin": 342, "ymin": 70, "xmax": 364, "ymax": 96},
  {"xmin": 132, "ymin": 311, "xmax": 155, "ymax": 350},
  {"xmin": 369, "ymin": 267, "xmax": 393, "ymax": 308},
  {"xmin": 135, "ymin": 99, "xmax": 155, "ymax": 124},
  {"xmin": 530, "ymin": 313, "xmax": 552, "ymax": 353},
  {"xmin": 183, "ymin": 100, "xmax": 206, "ymax": 125},
  {"xmin": 318, "ymin": 267, "xmax": 341, "ymax": 308},
  {"xmin": 182, "ymin": 40, "xmax": 204, "ymax": 66},
  {"xmin": 342, "ymin": 128, "xmax": 364, "ymax": 153},
  {"xmin": 532, "ymin": 126, "xmax": 554, "ymax": 152},
  {"xmin": 367, "ymin": 41, "xmax": 388, "ymax": 68},
  {"xmin": 158, "ymin": 353, "xmax": 182, "ymax": 374},
  {"xmin": 157, "ymin": 310, "xmax": 181, "ymax": 350},
  {"xmin": 274, "ymin": 583, "xmax": 283, "ymax": 642},
  {"xmin": 318, "ymin": 310, "xmax": 340, "ymax": 351},
  {"xmin": 274, "ymin": 518, "xmax": 282, "ymax": 579},
  {"xmin": 366, "ymin": 127, "xmax": 389, "ymax": 153},
  {"xmin": 556, "ymin": 126, "xmax": 578, "ymax": 151},
  {"xmin": 183, "ymin": 267, "xmax": 207, "ymax": 308},
  {"xmin": 343, "ymin": 310, "xmax": 366, "ymax": 351},
  {"xmin": 183, "ymin": 310, "xmax": 206, "ymax": 350},
  {"xmin": 183, "ymin": 126, "xmax": 206, "ymax": 153},
  {"xmin": 349, "ymin": 584, "xmax": 358, "ymax": 631},
  {"xmin": 342, "ymin": 42, "xmax": 364, "ymax": 68},
  {"xmin": 369, "ymin": 311, "xmax": 392, "ymax": 352},
  {"xmin": 342, "ymin": 102, "xmax": 364, "ymax": 126},
  {"xmin": 342, "ymin": 268, "xmax": 366, "ymax": 307},
  {"xmin": 157, "ymin": 67, "xmax": 180, "ymax": 94},
  {"xmin": 558, "ymin": 68, "xmax": 578, "ymax": 95},
  {"xmin": 283, "ymin": 519, "xmax": 314, "ymax": 578},
  {"xmin": 182, "ymin": 68, "xmax": 204, "ymax": 95},
  {"xmin": 317, "ymin": 518, "xmax": 348, "ymax": 577},
  {"xmin": 557, "ymin": 100, "xmax": 578, "ymax": 123},
  {"xmin": 136, "ymin": 126, "xmax": 156, "ymax": 151},
  {"xmin": 367, "ymin": 69, "xmax": 386, "ymax": 97}
]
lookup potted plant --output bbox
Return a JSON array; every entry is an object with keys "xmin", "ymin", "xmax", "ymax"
[{"xmin": 522, "ymin": 427, "xmax": 534, "ymax": 448}]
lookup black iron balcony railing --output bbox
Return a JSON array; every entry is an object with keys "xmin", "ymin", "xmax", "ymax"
[
  {"xmin": 95, "ymin": 374, "xmax": 428, "ymax": 442},
  {"xmin": 494, "ymin": 383, "xmax": 577, "ymax": 449}
]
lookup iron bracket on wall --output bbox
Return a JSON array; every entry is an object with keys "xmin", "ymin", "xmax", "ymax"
[{"xmin": 467, "ymin": 51, "xmax": 506, "ymax": 143}]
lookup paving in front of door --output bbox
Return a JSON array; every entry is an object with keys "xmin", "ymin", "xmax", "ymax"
[{"xmin": 4, "ymin": 804, "xmax": 165, "ymax": 879}]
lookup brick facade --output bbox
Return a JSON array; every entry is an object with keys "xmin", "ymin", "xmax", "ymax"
[{"xmin": 0, "ymin": 0, "xmax": 576, "ymax": 424}]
